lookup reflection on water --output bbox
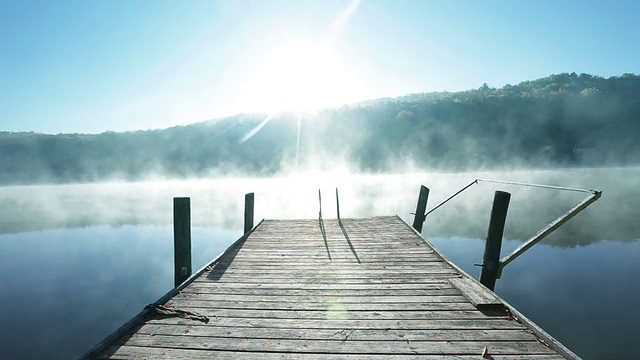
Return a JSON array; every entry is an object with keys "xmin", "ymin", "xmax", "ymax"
[
  {"xmin": 0, "ymin": 226, "xmax": 238, "ymax": 359},
  {"xmin": 0, "ymin": 167, "xmax": 638, "ymax": 359}
]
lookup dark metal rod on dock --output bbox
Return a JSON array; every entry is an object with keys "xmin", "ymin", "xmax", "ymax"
[
  {"xmin": 318, "ymin": 189, "xmax": 323, "ymax": 219},
  {"xmin": 424, "ymin": 178, "xmax": 597, "ymax": 218},
  {"xmin": 336, "ymin": 188, "xmax": 341, "ymax": 223},
  {"xmin": 412, "ymin": 185, "xmax": 430, "ymax": 232},
  {"xmin": 425, "ymin": 179, "xmax": 478, "ymax": 217},
  {"xmin": 480, "ymin": 191, "xmax": 511, "ymax": 291},
  {"xmin": 476, "ymin": 178, "xmax": 596, "ymax": 194},
  {"xmin": 244, "ymin": 192, "xmax": 255, "ymax": 234},
  {"xmin": 173, "ymin": 197, "xmax": 192, "ymax": 288}
]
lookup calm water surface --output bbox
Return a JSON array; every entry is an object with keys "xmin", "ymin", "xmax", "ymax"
[{"xmin": 0, "ymin": 167, "xmax": 637, "ymax": 359}]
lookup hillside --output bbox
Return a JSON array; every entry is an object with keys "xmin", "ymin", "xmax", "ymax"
[{"xmin": 1, "ymin": 72, "xmax": 639, "ymax": 184}]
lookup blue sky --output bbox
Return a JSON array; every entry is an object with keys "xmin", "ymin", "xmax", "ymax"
[{"xmin": 1, "ymin": 0, "xmax": 638, "ymax": 134}]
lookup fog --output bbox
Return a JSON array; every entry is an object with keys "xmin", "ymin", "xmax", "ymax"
[{"xmin": 1, "ymin": 166, "xmax": 637, "ymax": 247}]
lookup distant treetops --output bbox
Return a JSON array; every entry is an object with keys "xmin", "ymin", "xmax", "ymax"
[{"xmin": 1, "ymin": 73, "xmax": 638, "ymax": 184}]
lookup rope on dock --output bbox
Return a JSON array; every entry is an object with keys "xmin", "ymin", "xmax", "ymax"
[{"xmin": 144, "ymin": 304, "xmax": 209, "ymax": 323}]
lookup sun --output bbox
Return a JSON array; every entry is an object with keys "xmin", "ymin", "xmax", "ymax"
[{"xmin": 242, "ymin": 42, "xmax": 365, "ymax": 113}]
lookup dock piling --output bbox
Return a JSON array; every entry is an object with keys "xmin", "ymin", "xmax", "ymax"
[
  {"xmin": 412, "ymin": 185, "xmax": 430, "ymax": 232},
  {"xmin": 244, "ymin": 192, "xmax": 255, "ymax": 233},
  {"xmin": 480, "ymin": 191, "xmax": 511, "ymax": 291},
  {"xmin": 173, "ymin": 197, "xmax": 192, "ymax": 288}
]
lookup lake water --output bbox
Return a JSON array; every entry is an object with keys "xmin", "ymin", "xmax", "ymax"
[{"xmin": 0, "ymin": 167, "xmax": 638, "ymax": 359}]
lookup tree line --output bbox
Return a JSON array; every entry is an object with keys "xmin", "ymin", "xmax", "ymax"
[{"xmin": 1, "ymin": 72, "xmax": 639, "ymax": 184}]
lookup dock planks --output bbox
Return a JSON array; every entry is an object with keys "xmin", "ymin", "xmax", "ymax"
[{"xmin": 87, "ymin": 216, "xmax": 578, "ymax": 359}]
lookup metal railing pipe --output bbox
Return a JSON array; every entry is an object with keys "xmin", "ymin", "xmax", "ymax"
[{"xmin": 498, "ymin": 191, "xmax": 601, "ymax": 276}]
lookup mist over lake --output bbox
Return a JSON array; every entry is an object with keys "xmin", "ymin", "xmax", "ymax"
[{"xmin": 1, "ymin": 167, "xmax": 638, "ymax": 359}]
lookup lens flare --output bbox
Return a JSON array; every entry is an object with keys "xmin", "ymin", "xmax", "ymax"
[{"xmin": 325, "ymin": 300, "xmax": 350, "ymax": 321}]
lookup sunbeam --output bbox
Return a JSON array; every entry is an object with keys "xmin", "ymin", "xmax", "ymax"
[
  {"xmin": 239, "ymin": 113, "xmax": 275, "ymax": 143},
  {"xmin": 324, "ymin": 0, "xmax": 362, "ymax": 47}
]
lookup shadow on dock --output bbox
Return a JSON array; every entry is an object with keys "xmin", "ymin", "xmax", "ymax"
[
  {"xmin": 319, "ymin": 217, "xmax": 332, "ymax": 261},
  {"xmin": 339, "ymin": 220, "xmax": 361, "ymax": 263},
  {"xmin": 205, "ymin": 235, "xmax": 249, "ymax": 281}
]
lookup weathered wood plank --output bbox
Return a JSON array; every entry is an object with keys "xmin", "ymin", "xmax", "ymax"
[
  {"xmin": 219, "ymin": 261, "xmax": 446, "ymax": 267},
  {"xmin": 235, "ymin": 245, "xmax": 434, "ymax": 250},
  {"xmin": 450, "ymin": 277, "xmax": 504, "ymax": 309},
  {"xmin": 180, "ymin": 287, "xmax": 460, "ymax": 296},
  {"xmin": 196, "ymin": 276, "xmax": 460, "ymax": 284},
  {"xmin": 203, "ymin": 269, "xmax": 459, "ymax": 278},
  {"xmin": 165, "ymin": 300, "xmax": 476, "ymax": 311},
  {"xmin": 235, "ymin": 243, "xmax": 430, "ymax": 248},
  {"xmin": 215, "ymin": 263, "xmax": 441, "ymax": 268},
  {"xmin": 242, "ymin": 244, "xmax": 416, "ymax": 248},
  {"xmin": 117, "ymin": 334, "xmax": 557, "ymax": 355},
  {"xmin": 172, "ymin": 293, "xmax": 468, "ymax": 303},
  {"xmin": 204, "ymin": 270, "xmax": 458, "ymax": 277},
  {"xmin": 224, "ymin": 253, "xmax": 438, "ymax": 258},
  {"xmin": 134, "ymin": 323, "xmax": 538, "ymax": 341},
  {"xmin": 98, "ymin": 345, "xmax": 568, "ymax": 360},
  {"xmin": 143, "ymin": 317, "xmax": 527, "ymax": 330},
  {"xmin": 156, "ymin": 303, "xmax": 507, "ymax": 321},
  {"xmin": 217, "ymin": 260, "xmax": 446, "ymax": 266},
  {"xmin": 150, "ymin": 308, "xmax": 501, "ymax": 320},
  {"xmin": 206, "ymin": 269, "xmax": 454, "ymax": 275},
  {"xmin": 229, "ymin": 255, "xmax": 434, "ymax": 259},
  {"xmin": 186, "ymin": 282, "xmax": 450, "ymax": 289}
]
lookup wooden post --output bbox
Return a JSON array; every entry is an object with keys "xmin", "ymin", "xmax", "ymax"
[
  {"xmin": 480, "ymin": 191, "xmax": 511, "ymax": 291},
  {"xmin": 412, "ymin": 185, "xmax": 430, "ymax": 233},
  {"xmin": 173, "ymin": 197, "xmax": 192, "ymax": 288},
  {"xmin": 244, "ymin": 192, "xmax": 254, "ymax": 234}
]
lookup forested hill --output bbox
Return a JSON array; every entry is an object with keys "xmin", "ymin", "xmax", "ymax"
[{"xmin": 1, "ymin": 72, "xmax": 639, "ymax": 184}]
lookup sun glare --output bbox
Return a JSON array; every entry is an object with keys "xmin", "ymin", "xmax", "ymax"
[{"xmin": 242, "ymin": 43, "xmax": 365, "ymax": 113}]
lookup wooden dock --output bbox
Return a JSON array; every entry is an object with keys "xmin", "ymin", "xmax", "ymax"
[{"xmin": 86, "ymin": 216, "xmax": 579, "ymax": 359}]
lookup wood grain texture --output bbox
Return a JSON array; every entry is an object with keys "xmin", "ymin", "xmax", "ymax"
[
  {"xmin": 450, "ymin": 277, "xmax": 504, "ymax": 309},
  {"xmin": 90, "ymin": 216, "xmax": 575, "ymax": 359},
  {"xmin": 99, "ymin": 345, "xmax": 568, "ymax": 360}
]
